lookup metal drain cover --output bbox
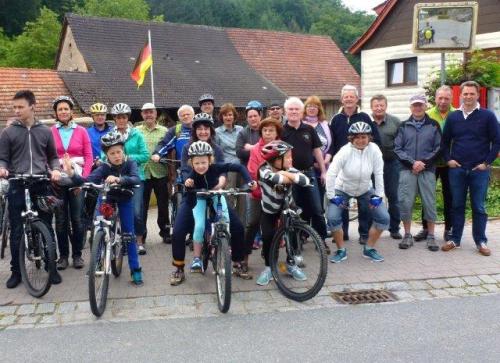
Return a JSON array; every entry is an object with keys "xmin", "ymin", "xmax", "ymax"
[{"xmin": 332, "ymin": 289, "xmax": 397, "ymax": 304}]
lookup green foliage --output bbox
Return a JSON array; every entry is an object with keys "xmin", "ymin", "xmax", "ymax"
[
  {"xmin": 1, "ymin": 7, "xmax": 61, "ymax": 68},
  {"xmin": 0, "ymin": 0, "xmax": 41, "ymax": 36},
  {"xmin": 75, "ymin": 0, "xmax": 153, "ymax": 21}
]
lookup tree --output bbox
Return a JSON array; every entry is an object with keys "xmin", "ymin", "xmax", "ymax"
[
  {"xmin": 3, "ymin": 7, "xmax": 62, "ymax": 68},
  {"xmin": 0, "ymin": 28, "xmax": 12, "ymax": 65},
  {"xmin": 76, "ymin": 0, "xmax": 153, "ymax": 21},
  {"xmin": 0, "ymin": 0, "xmax": 41, "ymax": 36}
]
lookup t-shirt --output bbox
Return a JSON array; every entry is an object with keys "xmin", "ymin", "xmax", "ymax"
[{"xmin": 281, "ymin": 122, "xmax": 322, "ymax": 170}]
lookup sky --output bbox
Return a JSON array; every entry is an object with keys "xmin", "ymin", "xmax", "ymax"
[{"xmin": 342, "ymin": 0, "xmax": 383, "ymax": 14}]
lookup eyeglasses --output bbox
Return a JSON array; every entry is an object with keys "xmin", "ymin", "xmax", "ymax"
[
  {"xmin": 306, "ymin": 104, "xmax": 319, "ymax": 109},
  {"xmin": 269, "ymin": 106, "xmax": 281, "ymax": 111}
]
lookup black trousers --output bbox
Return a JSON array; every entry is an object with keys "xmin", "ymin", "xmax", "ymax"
[{"xmin": 143, "ymin": 176, "xmax": 170, "ymax": 238}]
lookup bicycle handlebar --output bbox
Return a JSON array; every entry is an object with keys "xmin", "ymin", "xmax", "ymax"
[
  {"xmin": 158, "ymin": 157, "xmax": 181, "ymax": 165},
  {"xmin": 9, "ymin": 174, "xmax": 50, "ymax": 182},
  {"xmin": 188, "ymin": 188, "xmax": 251, "ymax": 197}
]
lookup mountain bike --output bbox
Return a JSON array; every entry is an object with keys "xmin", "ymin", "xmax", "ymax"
[
  {"xmin": 84, "ymin": 182, "xmax": 133, "ymax": 317},
  {"xmin": 269, "ymin": 185, "xmax": 327, "ymax": 302},
  {"xmin": 195, "ymin": 188, "xmax": 249, "ymax": 313},
  {"xmin": 10, "ymin": 174, "xmax": 57, "ymax": 298}
]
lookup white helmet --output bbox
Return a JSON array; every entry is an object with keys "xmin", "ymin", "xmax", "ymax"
[
  {"xmin": 348, "ymin": 121, "xmax": 372, "ymax": 135},
  {"xmin": 188, "ymin": 141, "xmax": 213, "ymax": 157},
  {"xmin": 111, "ymin": 103, "xmax": 131, "ymax": 115}
]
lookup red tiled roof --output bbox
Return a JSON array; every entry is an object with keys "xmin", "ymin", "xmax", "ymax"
[
  {"xmin": 0, "ymin": 68, "xmax": 76, "ymax": 124},
  {"xmin": 226, "ymin": 28, "xmax": 359, "ymax": 100}
]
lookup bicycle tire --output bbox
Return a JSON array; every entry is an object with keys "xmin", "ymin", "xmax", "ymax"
[
  {"xmin": 269, "ymin": 222, "xmax": 327, "ymax": 302},
  {"xmin": 110, "ymin": 218, "xmax": 123, "ymax": 277},
  {"xmin": 215, "ymin": 233, "xmax": 231, "ymax": 313},
  {"xmin": 19, "ymin": 220, "xmax": 56, "ymax": 298},
  {"xmin": 0, "ymin": 199, "xmax": 9, "ymax": 259},
  {"xmin": 89, "ymin": 229, "xmax": 109, "ymax": 317}
]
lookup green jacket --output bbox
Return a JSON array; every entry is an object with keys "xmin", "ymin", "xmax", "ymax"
[{"xmin": 426, "ymin": 105, "xmax": 456, "ymax": 130}]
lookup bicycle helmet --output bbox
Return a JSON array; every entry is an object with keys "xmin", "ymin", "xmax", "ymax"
[
  {"xmin": 198, "ymin": 93, "xmax": 215, "ymax": 106},
  {"xmin": 52, "ymin": 96, "xmax": 74, "ymax": 111},
  {"xmin": 37, "ymin": 195, "xmax": 63, "ymax": 213},
  {"xmin": 261, "ymin": 140, "xmax": 293, "ymax": 162},
  {"xmin": 192, "ymin": 112, "xmax": 214, "ymax": 129},
  {"xmin": 245, "ymin": 100, "xmax": 264, "ymax": 113},
  {"xmin": 90, "ymin": 103, "xmax": 108, "ymax": 114},
  {"xmin": 188, "ymin": 140, "xmax": 213, "ymax": 157},
  {"xmin": 101, "ymin": 131, "xmax": 125, "ymax": 151},
  {"xmin": 111, "ymin": 103, "xmax": 131, "ymax": 115},
  {"xmin": 348, "ymin": 121, "xmax": 372, "ymax": 135}
]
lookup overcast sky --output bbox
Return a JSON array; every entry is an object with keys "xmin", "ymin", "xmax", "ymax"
[{"xmin": 342, "ymin": 0, "xmax": 382, "ymax": 14}]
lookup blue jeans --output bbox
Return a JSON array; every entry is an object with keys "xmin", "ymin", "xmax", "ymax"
[
  {"xmin": 131, "ymin": 182, "xmax": 145, "ymax": 236},
  {"xmin": 117, "ymin": 199, "xmax": 140, "ymax": 271},
  {"xmin": 328, "ymin": 190, "xmax": 390, "ymax": 232},
  {"xmin": 384, "ymin": 159, "xmax": 401, "ymax": 233},
  {"xmin": 448, "ymin": 167, "xmax": 491, "ymax": 246},
  {"xmin": 55, "ymin": 187, "xmax": 84, "ymax": 259}
]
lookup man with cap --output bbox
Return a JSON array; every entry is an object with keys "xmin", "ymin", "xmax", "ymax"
[
  {"xmin": 267, "ymin": 101, "xmax": 287, "ymax": 124},
  {"xmin": 135, "ymin": 103, "xmax": 171, "ymax": 243},
  {"xmin": 394, "ymin": 95, "xmax": 442, "ymax": 252}
]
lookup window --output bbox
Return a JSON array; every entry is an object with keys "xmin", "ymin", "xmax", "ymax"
[{"xmin": 387, "ymin": 57, "xmax": 418, "ymax": 87}]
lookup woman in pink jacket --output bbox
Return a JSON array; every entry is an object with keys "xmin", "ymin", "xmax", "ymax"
[{"xmin": 51, "ymin": 96, "xmax": 93, "ymax": 271}]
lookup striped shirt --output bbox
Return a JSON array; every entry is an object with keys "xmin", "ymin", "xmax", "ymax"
[{"xmin": 258, "ymin": 164, "xmax": 309, "ymax": 214}]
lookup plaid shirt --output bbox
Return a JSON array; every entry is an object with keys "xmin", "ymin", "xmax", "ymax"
[{"xmin": 136, "ymin": 123, "xmax": 168, "ymax": 179}]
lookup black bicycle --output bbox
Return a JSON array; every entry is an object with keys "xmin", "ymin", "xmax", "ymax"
[
  {"xmin": 9, "ymin": 174, "xmax": 57, "ymax": 297},
  {"xmin": 194, "ymin": 188, "xmax": 248, "ymax": 313},
  {"xmin": 84, "ymin": 182, "xmax": 132, "ymax": 317},
  {"xmin": 0, "ymin": 180, "xmax": 9, "ymax": 259},
  {"xmin": 269, "ymin": 185, "xmax": 327, "ymax": 302}
]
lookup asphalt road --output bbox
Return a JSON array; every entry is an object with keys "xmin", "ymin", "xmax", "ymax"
[{"xmin": 3, "ymin": 294, "xmax": 500, "ymax": 362}]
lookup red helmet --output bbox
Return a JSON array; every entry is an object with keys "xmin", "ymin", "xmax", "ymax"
[{"xmin": 260, "ymin": 141, "xmax": 293, "ymax": 162}]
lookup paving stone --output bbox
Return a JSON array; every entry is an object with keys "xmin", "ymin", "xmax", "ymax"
[
  {"xmin": 426, "ymin": 279, "xmax": 451, "ymax": 289},
  {"xmin": 327, "ymin": 284, "xmax": 351, "ymax": 293},
  {"xmin": 482, "ymin": 284, "xmax": 500, "ymax": 293},
  {"xmin": 385, "ymin": 281, "xmax": 411, "ymax": 291},
  {"xmin": 234, "ymin": 290, "xmax": 271, "ymax": 301},
  {"xmin": 76, "ymin": 302, "xmax": 92, "ymax": 313},
  {"xmin": 16, "ymin": 304, "xmax": 36, "ymax": 315},
  {"xmin": 174, "ymin": 295, "xmax": 196, "ymax": 305},
  {"xmin": 462, "ymin": 276, "xmax": 482, "ymax": 286},
  {"xmin": 112, "ymin": 299, "xmax": 137, "ymax": 310},
  {"xmin": 444, "ymin": 288, "xmax": 471, "ymax": 296},
  {"xmin": 57, "ymin": 302, "xmax": 77, "ymax": 314},
  {"xmin": 0, "ymin": 306, "xmax": 17, "ymax": 315},
  {"xmin": 466, "ymin": 286, "xmax": 488, "ymax": 294},
  {"xmin": 392, "ymin": 291, "xmax": 414, "ymax": 300},
  {"xmin": 197, "ymin": 302, "xmax": 220, "ymax": 315},
  {"xmin": 39, "ymin": 314, "xmax": 59, "ymax": 325},
  {"xmin": 477, "ymin": 275, "xmax": 497, "ymax": 284},
  {"xmin": 154, "ymin": 295, "xmax": 177, "ymax": 307},
  {"xmin": 429, "ymin": 289, "xmax": 452, "ymax": 298},
  {"xmin": 490, "ymin": 274, "xmax": 500, "ymax": 283},
  {"xmin": 408, "ymin": 280, "xmax": 431, "ymax": 290},
  {"xmin": 132, "ymin": 297, "xmax": 156, "ymax": 308},
  {"xmin": 445, "ymin": 277, "xmax": 466, "ymax": 288},
  {"xmin": 17, "ymin": 315, "xmax": 40, "ymax": 325},
  {"xmin": 35, "ymin": 303, "xmax": 56, "ymax": 315},
  {"xmin": 195, "ymin": 294, "xmax": 217, "ymax": 304},
  {"xmin": 350, "ymin": 283, "xmax": 376, "ymax": 291},
  {"xmin": 410, "ymin": 290, "xmax": 433, "ymax": 300},
  {"xmin": 0, "ymin": 315, "xmax": 16, "ymax": 325}
]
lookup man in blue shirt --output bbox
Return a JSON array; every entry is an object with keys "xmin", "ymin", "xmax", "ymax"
[
  {"xmin": 441, "ymin": 81, "xmax": 500, "ymax": 256},
  {"xmin": 87, "ymin": 102, "xmax": 112, "ymax": 163}
]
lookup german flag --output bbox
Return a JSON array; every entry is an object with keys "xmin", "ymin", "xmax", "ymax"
[{"xmin": 131, "ymin": 41, "xmax": 153, "ymax": 87}]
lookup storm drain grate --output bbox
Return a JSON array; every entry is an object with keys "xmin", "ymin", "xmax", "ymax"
[{"xmin": 332, "ymin": 289, "xmax": 398, "ymax": 305}]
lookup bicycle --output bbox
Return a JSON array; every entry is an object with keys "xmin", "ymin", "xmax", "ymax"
[
  {"xmin": 269, "ymin": 185, "xmax": 327, "ymax": 302},
  {"xmin": 84, "ymin": 182, "xmax": 133, "ymax": 317},
  {"xmin": 0, "ymin": 180, "xmax": 9, "ymax": 259},
  {"xmin": 9, "ymin": 174, "xmax": 57, "ymax": 298},
  {"xmin": 194, "ymin": 188, "xmax": 249, "ymax": 313}
]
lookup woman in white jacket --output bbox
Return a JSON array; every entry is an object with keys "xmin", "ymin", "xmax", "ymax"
[{"xmin": 326, "ymin": 122, "xmax": 390, "ymax": 263}]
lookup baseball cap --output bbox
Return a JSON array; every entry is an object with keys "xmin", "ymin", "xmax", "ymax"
[
  {"xmin": 409, "ymin": 95, "xmax": 427, "ymax": 105},
  {"xmin": 141, "ymin": 102, "xmax": 156, "ymax": 110}
]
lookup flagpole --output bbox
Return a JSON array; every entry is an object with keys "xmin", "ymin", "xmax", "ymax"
[{"xmin": 148, "ymin": 29, "xmax": 155, "ymax": 105}]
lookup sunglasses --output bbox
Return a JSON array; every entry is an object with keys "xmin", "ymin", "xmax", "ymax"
[{"xmin": 269, "ymin": 106, "xmax": 281, "ymax": 111}]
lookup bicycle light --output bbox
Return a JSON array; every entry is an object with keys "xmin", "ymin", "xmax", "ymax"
[{"xmin": 99, "ymin": 203, "xmax": 115, "ymax": 219}]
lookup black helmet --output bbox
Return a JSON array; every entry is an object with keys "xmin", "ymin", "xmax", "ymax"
[
  {"xmin": 198, "ymin": 93, "xmax": 214, "ymax": 106},
  {"xmin": 52, "ymin": 96, "xmax": 74, "ymax": 111}
]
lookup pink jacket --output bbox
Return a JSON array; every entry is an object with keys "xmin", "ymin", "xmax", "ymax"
[
  {"xmin": 51, "ymin": 124, "xmax": 93, "ymax": 177},
  {"xmin": 247, "ymin": 138, "xmax": 268, "ymax": 200}
]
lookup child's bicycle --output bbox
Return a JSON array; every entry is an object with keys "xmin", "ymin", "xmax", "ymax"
[
  {"xmin": 83, "ymin": 182, "xmax": 133, "ymax": 317},
  {"xmin": 269, "ymin": 185, "xmax": 327, "ymax": 302},
  {"xmin": 194, "ymin": 188, "xmax": 249, "ymax": 313}
]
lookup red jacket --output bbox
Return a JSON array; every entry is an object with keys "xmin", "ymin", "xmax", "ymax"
[{"xmin": 247, "ymin": 138, "xmax": 268, "ymax": 200}]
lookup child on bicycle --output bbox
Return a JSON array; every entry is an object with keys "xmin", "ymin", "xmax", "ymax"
[
  {"xmin": 256, "ymin": 141, "xmax": 310, "ymax": 286},
  {"xmin": 63, "ymin": 131, "xmax": 144, "ymax": 285},
  {"xmin": 184, "ymin": 141, "xmax": 256, "ymax": 273}
]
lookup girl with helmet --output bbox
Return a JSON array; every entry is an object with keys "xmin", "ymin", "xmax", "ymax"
[
  {"xmin": 108, "ymin": 103, "xmax": 150, "ymax": 255},
  {"xmin": 63, "ymin": 132, "xmax": 144, "ymax": 285},
  {"xmin": 256, "ymin": 140, "xmax": 310, "ymax": 286},
  {"xmin": 51, "ymin": 96, "xmax": 93, "ymax": 271},
  {"xmin": 326, "ymin": 121, "xmax": 390, "ymax": 263},
  {"xmin": 169, "ymin": 140, "xmax": 256, "ymax": 286}
]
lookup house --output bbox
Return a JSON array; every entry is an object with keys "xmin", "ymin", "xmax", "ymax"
[
  {"xmin": 349, "ymin": 0, "xmax": 500, "ymax": 119},
  {"xmin": 56, "ymin": 14, "xmax": 359, "ymax": 121}
]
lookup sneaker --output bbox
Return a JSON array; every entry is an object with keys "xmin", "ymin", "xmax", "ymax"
[
  {"xmin": 330, "ymin": 248, "xmax": 347, "ymax": 263},
  {"xmin": 443, "ymin": 230, "xmax": 452, "ymax": 242},
  {"xmin": 233, "ymin": 262, "xmax": 253, "ymax": 280},
  {"xmin": 362, "ymin": 247, "xmax": 384, "ymax": 262},
  {"xmin": 399, "ymin": 234, "xmax": 414, "ymax": 249},
  {"xmin": 170, "ymin": 268, "xmax": 185, "ymax": 286},
  {"xmin": 413, "ymin": 229, "xmax": 428, "ymax": 242},
  {"xmin": 286, "ymin": 264, "xmax": 307, "ymax": 281},
  {"xmin": 56, "ymin": 257, "xmax": 69, "ymax": 270},
  {"xmin": 256, "ymin": 267, "xmax": 272, "ymax": 286},
  {"xmin": 131, "ymin": 268, "xmax": 143, "ymax": 286},
  {"xmin": 390, "ymin": 231, "xmax": 403, "ymax": 240},
  {"xmin": 190, "ymin": 257, "xmax": 203, "ymax": 273},
  {"xmin": 138, "ymin": 245, "xmax": 146, "ymax": 255},
  {"xmin": 73, "ymin": 256, "xmax": 84, "ymax": 269},
  {"xmin": 6, "ymin": 272, "xmax": 21, "ymax": 289},
  {"xmin": 51, "ymin": 271, "xmax": 62, "ymax": 285},
  {"xmin": 441, "ymin": 241, "xmax": 459, "ymax": 252},
  {"xmin": 358, "ymin": 236, "xmax": 368, "ymax": 245},
  {"xmin": 478, "ymin": 242, "xmax": 491, "ymax": 256},
  {"xmin": 426, "ymin": 236, "xmax": 439, "ymax": 252}
]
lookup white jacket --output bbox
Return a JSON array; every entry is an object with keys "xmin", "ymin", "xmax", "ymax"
[{"xmin": 326, "ymin": 142, "xmax": 385, "ymax": 199}]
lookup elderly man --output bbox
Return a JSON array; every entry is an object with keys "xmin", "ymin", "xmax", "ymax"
[
  {"xmin": 441, "ymin": 81, "xmax": 500, "ymax": 256},
  {"xmin": 414, "ymin": 85, "xmax": 456, "ymax": 242},
  {"xmin": 394, "ymin": 95, "xmax": 442, "ymax": 252},
  {"xmin": 282, "ymin": 97, "xmax": 330, "ymax": 252},
  {"xmin": 330, "ymin": 85, "xmax": 381, "ymax": 244},
  {"xmin": 136, "ymin": 103, "xmax": 170, "ymax": 244},
  {"xmin": 370, "ymin": 94, "xmax": 402, "ymax": 239}
]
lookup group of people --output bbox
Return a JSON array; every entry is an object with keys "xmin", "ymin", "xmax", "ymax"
[{"xmin": 1, "ymin": 79, "xmax": 499, "ymax": 292}]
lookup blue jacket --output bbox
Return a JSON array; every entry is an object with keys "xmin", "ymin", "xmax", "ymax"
[
  {"xmin": 71, "ymin": 158, "xmax": 141, "ymax": 188},
  {"xmin": 87, "ymin": 123, "xmax": 113, "ymax": 160},
  {"xmin": 153, "ymin": 123, "xmax": 192, "ymax": 159}
]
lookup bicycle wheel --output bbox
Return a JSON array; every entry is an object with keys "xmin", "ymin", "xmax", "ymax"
[
  {"xmin": 0, "ymin": 199, "xmax": 9, "ymax": 259},
  {"xmin": 269, "ymin": 222, "xmax": 327, "ymax": 302},
  {"xmin": 19, "ymin": 220, "xmax": 56, "ymax": 298},
  {"xmin": 110, "ymin": 218, "xmax": 123, "ymax": 277},
  {"xmin": 89, "ymin": 229, "xmax": 109, "ymax": 317},
  {"xmin": 214, "ymin": 233, "xmax": 231, "ymax": 313}
]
